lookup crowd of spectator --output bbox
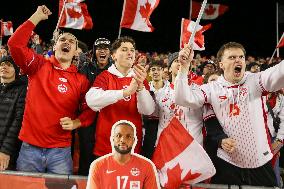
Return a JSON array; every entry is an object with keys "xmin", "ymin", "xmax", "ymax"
[{"xmin": 1, "ymin": 5, "xmax": 284, "ymax": 188}]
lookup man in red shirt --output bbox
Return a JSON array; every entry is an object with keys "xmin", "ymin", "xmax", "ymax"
[
  {"xmin": 7, "ymin": 5, "xmax": 95, "ymax": 174},
  {"xmin": 86, "ymin": 36, "xmax": 155, "ymax": 158},
  {"xmin": 86, "ymin": 120, "xmax": 160, "ymax": 189}
]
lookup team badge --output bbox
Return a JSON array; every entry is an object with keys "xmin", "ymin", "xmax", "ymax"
[
  {"xmin": 58, "ymin": 84, "xmax": 68, "ymax": 93},
  {"xmin": 130, "ymin": 167, "xmax": 140, "ymax": 176}
]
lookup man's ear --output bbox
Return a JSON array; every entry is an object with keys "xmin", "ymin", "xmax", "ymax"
[
  {"xmin": 53, "ymin": 42, "xmax": 57, "ymax": 52},
  {"xmin": 219, "ymin": 61, "xmax": 224, "ymax": 70},
  {"xmin": 111, "ymin": 52, "xmax": 117, "ymax": 61}
]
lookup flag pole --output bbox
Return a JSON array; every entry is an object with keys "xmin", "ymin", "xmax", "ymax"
[
  {"xmin": 276, "ymin": 2, "xmax": 280, "ymax": 57},
  {"xmin": 0, "ymin": 20, "xmax": 2, "ymax": 47},
  {"xmin": 188, "ymin": 0, "xmax": 207, "ymax": 46},
  {"xmin": 118, "ymin": 27, "xmax": 122, "ymax": 39},
  {"xmin": 269, "ymin": 31, "xmax": 284, "ymax": 64},
  {"xmin": 189, "ymin": 0, "xmax": 192, "ymax": 20},
  {"xmin": 55, "ymin": 0, "xmax": 67, "ymax": 31},
  {"xmin": 53, "ymin": 0, "xmax": 67, "ymax": 42},
  {"xmin": 118, "ymin": 0, "xmax": 127, "ymax": 39}
]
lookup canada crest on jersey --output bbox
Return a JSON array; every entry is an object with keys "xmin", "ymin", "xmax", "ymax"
[
  {"xmin": 58, "ymin": 84, "xmax": 68, "ymax": 93},
  {"xmin": 130, "ymin": 167, "xmax": 140, "ymax": 176}
]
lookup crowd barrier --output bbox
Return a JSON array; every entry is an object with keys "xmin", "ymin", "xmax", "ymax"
[
  {"xmin": 0, "ymin": 170, "xmax": 280, "ymax": 189},
  {"xmin": 0, "ymin": 170, "xmax": 87, "ymax": 189}
]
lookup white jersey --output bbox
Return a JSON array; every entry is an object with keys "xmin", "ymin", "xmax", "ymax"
[
  {"xmin": 175, "ymin": 60, "xmax": 284, "ymax": 168},
  {"xmin": 154, "ymin": 83, "xmax": 203, "ymax": 146}
]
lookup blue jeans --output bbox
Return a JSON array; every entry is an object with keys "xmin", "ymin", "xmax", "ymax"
[{"xmin": 17, "ymin": 142, "xmax": 73, "ymax": 174}]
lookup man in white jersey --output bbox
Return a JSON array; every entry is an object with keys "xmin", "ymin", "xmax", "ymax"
[{"xmin": 175, "ymin": 42, "xmax": 280, "ymax": 186}]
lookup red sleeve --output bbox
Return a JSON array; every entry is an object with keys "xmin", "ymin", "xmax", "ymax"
[
  {"xmin": 143, "ymin": 80, "xmax": 150, "ymax": 91},
  {"xmin": 78, "ymin": 76, "xmax": 96, "ymax": 127},
  {"xmin": 144, "ymin": 161, "xmax": 159, "ymax": 189},
  {"xmin": 7, "ymin": 20, "xmax": 45, "ymax": 76},
  {"xmin": 87, "ymin": 161, "xmax": 101, "ymax": 189},
  {"xmin": 93, "ymin": 71, "xmax": 109, "ymax": 90}
]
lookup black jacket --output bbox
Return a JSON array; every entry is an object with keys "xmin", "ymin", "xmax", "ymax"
[
  {"xmin": 0, "ymin": 79, "xmax": 27, "ymax": 166},
  {"xmin": 78, "ymin": 58, "xmax": 113, "ymax": 85}
]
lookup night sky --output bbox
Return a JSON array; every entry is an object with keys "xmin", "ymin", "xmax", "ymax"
[{"xmin": 1, "ymin": 0, "xmax": 284, "ymax": 58}]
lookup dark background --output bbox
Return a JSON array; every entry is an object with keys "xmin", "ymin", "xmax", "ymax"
[{"xmin": 1, "ymin": 0, "xmax": 284, "ymax": 57}]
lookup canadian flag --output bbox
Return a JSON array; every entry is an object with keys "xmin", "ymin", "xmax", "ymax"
[
  {"xmin": 1, "ymin": 21, "xmax": 13, "ymax": 36},
  {"xmin": 59, "ymin": 0, "xmax": 93, "ymax": 30},
  {"xmin": 180, "ymin": 18, "xmax": 211, "ymax": 50},
  {"xmin": 120, "ymin": 0, "xmax": 160, "ymax": 32},
  {"xmin": 152, "ymin": 117, "xmax": 216, "ymax": 189},
  {"xmin": 277, "ymin": 33, "xmax": 284, "ymax": 48},
  {"xmin": 192, "ymin": 1, "xmax": 228, "ymax": 20}
]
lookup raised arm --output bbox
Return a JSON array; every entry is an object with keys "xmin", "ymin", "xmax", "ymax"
[
  {"xmin": 174, "ymin": 45, "xmax": 206, "ymax": 109},
  {"xmin": 260, "ymin": 60, "xmax": 284, "ymax": 92},
  {"xmin": 7, "ymin": 5, "xmax": 52, "ymax": 75}
]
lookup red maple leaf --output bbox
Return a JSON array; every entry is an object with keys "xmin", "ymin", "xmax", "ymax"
[
  {"xmin": 139, "ymin": 1, "xmax": 152, "ymax": 20},
  {"xmin": 164, "ymin": 164, "xmax": 201, "ymax": 189},
  {"xmin": 67, "ymin": 7, "xmax": 82, "ymax": 19},
  {"xmin": 204, "ymin": 4, "xmax": 216, "ymax": 16}
]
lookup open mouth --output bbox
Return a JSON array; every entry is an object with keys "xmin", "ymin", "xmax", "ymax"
[
  {"xmin": 61, "ymin": 44, "xmax": 70, "ymax": 53},
  {"xmin": 234, "ymin": 65, "xmax": 242, "ymax": 77},
  {"xmin": 99, "ymin": 55, "xmax": 106, "ymax": 59},
  {"xmin": 234, "ymin": 65, "xmax": 242, "ymax": 72}
]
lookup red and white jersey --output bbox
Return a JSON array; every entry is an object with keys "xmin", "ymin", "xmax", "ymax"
[
  {"xmin": 154, "ymin": 83, "xmax": 203, "ymax": 145},
  {"xmin": 175, "ymin": 65, "xmax": 284, "ymax": 168},
  {"xmin": 86, "ymin": 65, "xmax": 155, "ymax": 156},
  {"xmin": 87, "ymin": 154, "xmax": 160, "ymax": 189}
]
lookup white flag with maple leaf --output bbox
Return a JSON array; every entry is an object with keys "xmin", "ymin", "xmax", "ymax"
[
  {"xmin": 59, "ymin": 0, "xmax": 93, "ymax": 30},
  {"xmin": 192, "ymin": 1, "xmax": 228, "ymax": 20},
  {"xmin": 1, "ymin": 21, "xmax": 13, "ymax": 36},
  {"xmin": 152, "ymin": 117, "xmax": 216, "ymax": 189},
  {"xmin": 180, "ymin": 18, "xmax": 211, "ymax": 51},
  {"xmin": 120, "ymin": 0, "xmax": 160, "ymax": 32}
]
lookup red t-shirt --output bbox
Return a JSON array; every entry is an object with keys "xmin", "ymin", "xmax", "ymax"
[{"xmin": 87, "ymin": 154, "xmax": 159, "ymax": 189}]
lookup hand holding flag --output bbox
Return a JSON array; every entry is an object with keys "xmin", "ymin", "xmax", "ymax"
[{"xmin": 178, "ymin": 44, "xmax": 194, "ymax": 74}]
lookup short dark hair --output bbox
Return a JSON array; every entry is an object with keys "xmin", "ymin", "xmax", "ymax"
[
  {"xmin": 111, "ymin": 36, "xmax": 136, "ymax": 53},
  {"xmin": 78, "ymin": 40, "xmax": 88, "ymax": 53},
  {"xmin": 203, "ymin": 71, "xmax": 221, "ymax": 84},
  {"xmin": 149, "ymin": 60, "xmax": 165, "ymax": 69},
  {"xmin": 216, "ymin": 42, "xmax": 246, "ymax": 63}
]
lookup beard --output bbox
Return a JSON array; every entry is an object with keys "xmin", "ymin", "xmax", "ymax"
[{"xmin": 114, "ymin": 145, "xmax": 132, "ymax": 155}]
